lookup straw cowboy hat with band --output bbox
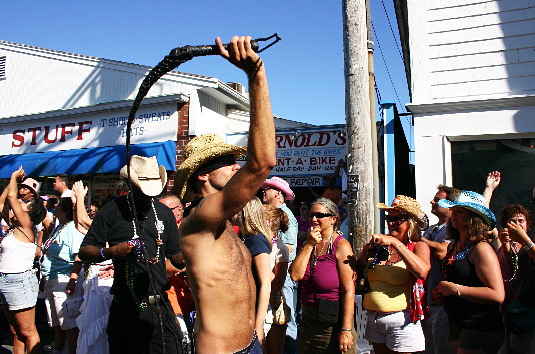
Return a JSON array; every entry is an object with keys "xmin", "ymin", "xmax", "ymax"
[
  {"xmin": 174, "ymin": 133, "xmax": 247, "ymax": 202},
  {"xmin": 377, "ymin": 195, "xmax": 429, "ymax": 229},
  {"xmin": 120, "ymin": 155, "xmax": 167, "ymax": 197}
]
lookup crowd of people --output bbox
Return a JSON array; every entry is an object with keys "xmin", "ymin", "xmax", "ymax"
[{"xmin": 0, "ymin": 36, "xmax": 534, "ymax": 354}]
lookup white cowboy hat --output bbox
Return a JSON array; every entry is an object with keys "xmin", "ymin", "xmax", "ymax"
[{"xmin": 120, "ymin": 155, "xmax": 167, "ymax": 197}]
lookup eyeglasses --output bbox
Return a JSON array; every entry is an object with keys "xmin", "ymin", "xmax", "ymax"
[
  {"xmin": 170, "ymin": 205, "xmax": 183, "ymax": 211},
  {"xmin": 310, "ymin": 212, "xmax": 334, "ymax": 219},
  {"xmin": 385, "ymin": 216, "xmax": 408, "ymax": 225}
]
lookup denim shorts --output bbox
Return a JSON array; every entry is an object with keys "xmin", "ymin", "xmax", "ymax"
[{"xmin": 0, "ymin": 269, "xmax": 39, "ymax": 310}]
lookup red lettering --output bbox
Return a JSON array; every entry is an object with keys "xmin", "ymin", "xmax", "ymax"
[
  {"xmin": 60, "ymin": 123, "xmax": 75, "ymax": 142},
  {"xmin": 44, "ymin": 126, "xmax": 58, "ymax": 144},
  {"xmin": 283, "ymin": 135, "xmax": 294, "ymax": 148},
  {"xmin": 310, "ymin": 157, "xmax": 317, "ymax": 165},
  {"xmin": 276, "ymin": 158, "xmax": 292, "ymax": 166},
  {"xmin": 316, "ymin": 132, "xmax": 331, "ymax": 146},
  {"xmin": 12, "ymin": 129, "xmax": 25, "ymax": 148},
  {"xmin": 335, "ymin": 132, "xmax": 347, "ymax": 145},
  {"xmin": 304, "ymin": 133, "xmax": 317, "ymax": 147},
  {"xmin": 294, "ymin": 135, "xmax": 306, "ymax": 148},
  {"xmin": 77, "ymin": 121, "xmax": 92, "ymax": 140},
  {"xmin": 27, "ymin": 127, "xmax": 41, "ymax": 145},
  {"xmin": 275, "ymin": 135, "xmax": 284, "ymax": 149},
  {"xmin": 296, "ymin": 158, "xmax": 304, "ymax": 165}
]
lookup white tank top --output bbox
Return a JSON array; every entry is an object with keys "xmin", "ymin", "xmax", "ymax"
[{"xmin": 0, "ymin": 230, "xmax": 37, "ymax": 273}]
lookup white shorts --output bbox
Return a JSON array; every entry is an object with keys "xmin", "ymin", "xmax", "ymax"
[
  {"xmin": 365, "ymin": 310, "xmax": 425, "ymax": 352},
  {"xmin": 44, "ymin": 275, "xmax": 83, "ymax": 330}
]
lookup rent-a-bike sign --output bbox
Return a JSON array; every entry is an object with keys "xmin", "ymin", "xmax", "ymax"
[{"xmin": 272, "ymin": 129, "xmax": 347, "ymax": 176}]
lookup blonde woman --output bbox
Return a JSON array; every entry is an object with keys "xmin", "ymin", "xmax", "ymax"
[
  {"xmin": 236, "ymin": 196, "xmax": 273, "ymax": 346},
  {"xmin": 263, "ymin": 205, "xmax": 290, "ymax": 354}
]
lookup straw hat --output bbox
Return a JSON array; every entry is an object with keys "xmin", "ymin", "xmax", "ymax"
[
  {"xmin": 120, "ymin": 155, "xmax": 167, "ymax": 197},
  {"xmin": 438, "ymin": 190, "xmax": 496, "ymax": 229},
  {"xmin": 174, "ymin": 134, "xmax": 247, "ymax": 201},
  {"xmin": 377, "ymin": 195, "xmax": 429, "ymax": 229},
  {"xmin": 262, "ymin": 176, "xmax": 295, "ymax": 201}
]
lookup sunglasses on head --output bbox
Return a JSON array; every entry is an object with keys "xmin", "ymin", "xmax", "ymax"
[
  {"xmin": 310, "ymin": 212, "xmax": 334, "ymax": 219},
  {"xmin": 385, "ymin": 215, "xmax": 408, "ymax": 224}
]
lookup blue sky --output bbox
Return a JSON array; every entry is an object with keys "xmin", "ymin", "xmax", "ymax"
[{"xmin": 2, "ymin": 0, "xmax": 410, "ymax": 128}]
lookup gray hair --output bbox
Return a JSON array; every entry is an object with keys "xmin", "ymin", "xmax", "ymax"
[{"xmin": 311, "ymin": 197, "xmax": 340, "ymax": 231}]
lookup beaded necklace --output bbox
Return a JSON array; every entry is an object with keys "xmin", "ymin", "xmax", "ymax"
[
  {"xmin": 0, "ymin": 225, "xmax": 15, "ymax": 244},
  {"xmin": 125, "ymin": 196, "xmax": 164, "ymax": 311},
  {"xmin": 440, "ymin": 240, "xmax": 471, "ymax": 278},
  {"xmin": 312, "ymin": 233, "xmax": 333, "ymax": 267},
  {"xmin": 504, "ymin": 242, "xmax": 519, "ymax": 282}
]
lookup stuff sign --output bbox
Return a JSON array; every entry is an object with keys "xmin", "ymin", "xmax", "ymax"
[{"xmin": 272, "ymin": 130, "xmax": 346, "ymax": 176}]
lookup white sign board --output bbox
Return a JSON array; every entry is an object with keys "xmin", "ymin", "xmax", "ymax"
[
  {"xmin": 0, "ymin": 104, "xmax": 178, "ymax": 155},
  {"xmin": 272, "ymin": 130, "xmax": 347, "ymax": 176}
]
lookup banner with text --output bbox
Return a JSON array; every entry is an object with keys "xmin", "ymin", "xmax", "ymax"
[
  {"xmin": 272, "ymin": 130, "xmax": 346, "ymax": 176},
  {"xmin": 0, "ymin": 104, "xmax": 178, "ymax": 155}
]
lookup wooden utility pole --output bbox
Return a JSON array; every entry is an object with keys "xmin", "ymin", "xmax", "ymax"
[{"xmin": 342, "ymin": 0, "xmax": 374, "ymax": 253}]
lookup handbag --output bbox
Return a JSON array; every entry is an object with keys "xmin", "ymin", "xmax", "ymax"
[
  {"xmin": 317, "ymin": 297, "xmax": 340, "ymax": 324},
  {"xmin": 504, "ymin": 299, "xmax": 535, "ymax": 335},
  {"xmin": 273, "ymin": 293, "xmax": 292, "ymax": 325}
]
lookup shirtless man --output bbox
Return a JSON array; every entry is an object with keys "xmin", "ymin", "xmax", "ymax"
[{"xmin": 173, "ymin": 36, "xmax": 275, "ymax": 354}]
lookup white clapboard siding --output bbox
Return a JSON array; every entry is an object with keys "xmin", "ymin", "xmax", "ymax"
[
  {"xmin": 430, "ymin": 47, "xmax": 534, "ymax": 72},
  {"xmin": 0, "ymin": 41, "xmax": 216, "ymax": 119},
  {"xmin": 432, "ymin": 61, "xmax": 535, "ymax": 83},
  {"xmin": 431, "ymin": 75, "xmax": 535, "ymax": 99},
  {"xmin": 430, "ymin": 33, "xmax": 535, "ymax": 58},
  {"xmin": 428, "ymin": 0, "xmax": 535, "ymax": 21}
]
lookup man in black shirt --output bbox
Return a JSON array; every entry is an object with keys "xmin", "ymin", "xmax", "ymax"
[{"xmin": 79, "ymin": 155, "xmax": 183, "ymax": 354}]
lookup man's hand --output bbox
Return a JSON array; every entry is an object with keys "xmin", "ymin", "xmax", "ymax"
[
  {"xmin": 216, "ymin": 36, "xmax": 263, "ymax": 78},
  {"xmin": 109, "ymin": 242, "xmax": 134, "ymax": 259},
  {"xmin": 98, "ymin": 264, "xmax": 115, "ymax": 279},
  {"xmin": 72, "ymin": 180, "xmax": 88, "ymax": 199},
  {"xmin": 486, "ymin": 171, "xmax": 501, "ymax": 191},
  {"xmin": 12, "ymin": 166, "xmax": 25, "ymax": 181},
  {"xmin": 66, "ymin": 278, "xmax": 77, "ymax": 295}
]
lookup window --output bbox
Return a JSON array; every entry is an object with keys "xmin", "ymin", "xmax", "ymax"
[
  {"xmin": 0, "ymin": 56, "xmax": 5, "ymax": 80},
  {"xmin": 451, "ymin": 138, "xmax": 535, "ymax": 222}
]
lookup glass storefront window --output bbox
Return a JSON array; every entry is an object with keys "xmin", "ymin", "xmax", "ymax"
[{"xmin": 451, "ymin": 138, "xmax": 535, "ymax": 229}]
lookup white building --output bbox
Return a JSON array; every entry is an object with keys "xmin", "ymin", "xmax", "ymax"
[
  {"xmin": 0, "ymin": 40, "xmax": 308, "ymax": 199},
  {"xmin": 395, "ymin": 0, "xmax": 535, "ymax": 220}
]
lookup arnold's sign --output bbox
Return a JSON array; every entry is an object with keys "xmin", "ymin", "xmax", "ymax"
[{"xmin": 272, "ymin": 129, "xmax": 346, "ymax": 176}]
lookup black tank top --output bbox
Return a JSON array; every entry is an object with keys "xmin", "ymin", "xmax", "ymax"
[{"xmin": 443, "ymin": 243, "xmax": 504, "ymax": 331}]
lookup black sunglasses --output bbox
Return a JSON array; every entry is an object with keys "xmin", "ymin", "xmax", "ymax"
[
  {"xmin": 385, "ymin": 215, "xmax": 408, "ymax": 224},
  {"xmin": 310, "ymin": 212, "xmax": 334, "ymax": 219}
]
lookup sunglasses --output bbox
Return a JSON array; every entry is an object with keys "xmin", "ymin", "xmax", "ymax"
[
  {"xmin": 170, "ymin": 205, "xmax": 183, "ymax": 211},
  {"xmin": 310, "ymin": 212, "xmax": 334, "ymax": 219},
  {"xmin": 385, "ymin": 215, "xmax": 408, "ymax": 224}
]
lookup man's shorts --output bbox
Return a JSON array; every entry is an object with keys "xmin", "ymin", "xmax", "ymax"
[
  {"xmin": 44, "ymin": 275, "xmax": 83, "ymax": 330},
  {"xmin": 0, "ymin": 269, "xmax": 39, "ymax": 310},
  {"xmin": 232, "ymin": 331, "xmax": 261, "ymax": 354},
  {"xmin": 365, "ymin": 310, "xmax": 425, "ymax": 352}
]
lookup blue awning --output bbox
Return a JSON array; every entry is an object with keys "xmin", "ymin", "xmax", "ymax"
[{"xmin": 0, "ymin": 140, "xmax": 176, "ymax": 178}]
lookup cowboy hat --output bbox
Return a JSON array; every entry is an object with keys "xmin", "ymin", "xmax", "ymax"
[
  {"xmin": 174, "ymin": 134, "xmax": 246, "ymax": 201},
  {"xmin": 262, "ymin": 176, "xmax": 295, "ymax": 201},
  {"xmin": 377, "ymin": 195, "xmax": 429, "ymax": 229},
  {"xmin": 438, "ymin": 190, "xmax": 496, "ymax": 229},
  {"xmin": 120, "ymin": 155, "xmax": 167, "ymax": 197}
]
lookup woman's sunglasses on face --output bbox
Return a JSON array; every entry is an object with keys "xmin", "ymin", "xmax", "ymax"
[
  {"xmin": 310, "ymin": 212, "xmax": 334, "ymax": 219},
  {"xmin": 385, "ymin": 215, "xmax": 408, "ymax": 225}
]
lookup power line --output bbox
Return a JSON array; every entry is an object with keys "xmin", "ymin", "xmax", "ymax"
[{"xmin": 381, "ymin": 0, "xmax": 404, "ymax": 63}]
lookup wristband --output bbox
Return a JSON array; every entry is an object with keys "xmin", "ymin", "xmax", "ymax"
[
  {"xmin": 456, "ymin": 284, "xmax": 461, "ymax": 297},
  {"xmin": 524, "ymin": 241, "xmax": 535, "ymax": 250},
  {"xmin": 100, "ymin": 248, "xmax": 107, "ymax": 261},
  {"xmin": 340, "ymin": 328, "xmax": 352, "ymax": 332}
]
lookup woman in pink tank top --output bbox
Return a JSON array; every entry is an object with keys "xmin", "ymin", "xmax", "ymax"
[{"xmin": 289, "ymin": 198, "xmax": 356, "ymax": 354}]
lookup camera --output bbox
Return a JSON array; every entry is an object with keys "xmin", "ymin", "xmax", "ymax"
[{"xmin": 367, "ymin": 245, "xmax": 390, "ymax": 262}]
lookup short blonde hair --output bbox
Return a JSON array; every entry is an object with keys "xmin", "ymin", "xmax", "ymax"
[{"xmin": 237, "ymin": 197, "xmax": 272, "ymax": 248}]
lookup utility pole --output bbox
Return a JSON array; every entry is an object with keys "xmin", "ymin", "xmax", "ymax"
[
  {"xmin": 366, "ymin": 0, "xmax": 381, "ymax": 234},
  {"xmin": 342, "ymin": 0, "xmax": 374, "ymax": 253}
]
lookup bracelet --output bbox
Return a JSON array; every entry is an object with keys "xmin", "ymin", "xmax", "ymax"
[
  {"xmin": 456, "ymin": 284, "xmax": 461, "ymax": 297},
  {"xmin": 100, "ymin": 248, "xmax": 107, "ymax": 261},
  {"xmin": 397, "ymin": 243, "xmax": 406, "ymax": 253},
  {"xmin": 524, "ymin": 241, "xmax": 535, "ymax": 250},
  {"xmin": 340, "ymin": 328, "xmax": 352, "ymax": 332}
]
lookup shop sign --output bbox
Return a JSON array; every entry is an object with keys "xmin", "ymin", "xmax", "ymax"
[
  {"xmin": 272, "ymin": 130, "xmax": 347, "ymax": 176},
  {"xmin": 92, "ymin": 175, "xmax": 125, "ymax": 189},
  {"xmin": 287, "ymin": 176, "xmax": 323, "ymax": 187},
  {"xmin": 0, "ymin": 104, "xmax": 178, "ymax": 155}
]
